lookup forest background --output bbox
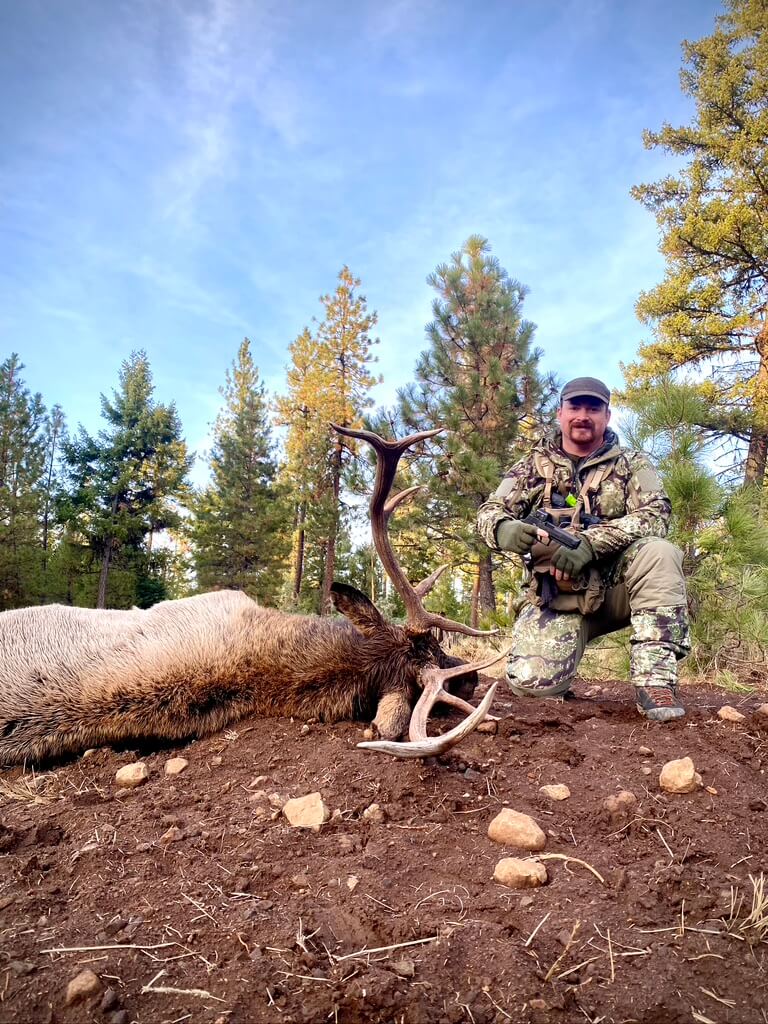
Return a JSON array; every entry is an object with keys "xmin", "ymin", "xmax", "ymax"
[{"xmin": 1, "ymin": 0, "xmax": 767, "ymax": 685}]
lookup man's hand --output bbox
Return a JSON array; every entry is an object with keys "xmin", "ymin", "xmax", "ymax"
[
  {"xmin": 549, "ymin": 537, "xmax": 593, "ymax": 580},
  {"xmin": 496, "ymin": 519, "xmax": 538, "ymax": 555}
]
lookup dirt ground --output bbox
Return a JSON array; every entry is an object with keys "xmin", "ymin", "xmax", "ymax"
[{"xmin": 2, "ymin": 675, "xmax": 768, "ymax": 1024}]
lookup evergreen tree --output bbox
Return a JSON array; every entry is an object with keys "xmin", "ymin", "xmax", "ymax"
[
  {"xmin": 276, "ymin": 268, "xmax": 380, "ymax": 613},
  {"xmin": 0, "ymin": 354, "xmax": 47, "ymax": 609},
  {"xmin": 190, "ymin": 338, "xmax": 288, "ymax": 602},
  {"xmin": 626, "ymin": 0, "xmax": 768, "ymax": 487},
  {"xmin": 39, "ymin": 404, "xmax": 67, "ymax": 602},
  {"xmin": 399, "ymin": 236, "xmax": 555, "ymax": 625},
  {"xmin": 60, "ymin": 351, "xmax": 192, "ymax": 608}
]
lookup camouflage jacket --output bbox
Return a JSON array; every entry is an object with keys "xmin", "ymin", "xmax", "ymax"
[{"xmin": 476, "ymin": 428, "xmax": 671, "ymax": 562}]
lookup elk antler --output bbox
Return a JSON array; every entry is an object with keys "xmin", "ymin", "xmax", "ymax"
[
  {"xmin": 357, "ymin": 653, "xmax": 505, "ymax": 758},
  {"xmin": 332, "ymin": 423, "xmax": 503, "ymax": 759},
  {"xmin": 331, "ymin": 423, "xmax": 495, "ymax": 638}
]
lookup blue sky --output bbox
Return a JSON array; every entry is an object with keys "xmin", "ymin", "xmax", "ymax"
[{"xmin": 2, "ymin": 0, "xmax": 723, "ymax": 479}]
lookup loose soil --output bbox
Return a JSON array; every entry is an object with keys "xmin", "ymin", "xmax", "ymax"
[{"xmin": 2, "ymin": 677, "xmax": 768, "ymax": 1024}]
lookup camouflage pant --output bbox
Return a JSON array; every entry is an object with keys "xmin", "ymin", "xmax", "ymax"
[{"xmin": 506, "ymin": 538, "xmax": 691, "ymax": 697}]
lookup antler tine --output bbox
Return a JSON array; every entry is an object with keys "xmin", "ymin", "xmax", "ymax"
[
  {"xmin": 358, "ymin": 648, "xmax": 507, "ymax": 758},
  {"xmin": 332, "ymin": 423, "xmax": 442, "ymax": 628},
  {"xmin": 331, "ymin": 423, "xmax": 497, "ymax": 638}
]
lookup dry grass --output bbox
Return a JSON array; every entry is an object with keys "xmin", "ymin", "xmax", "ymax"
[
  {"xmin": 0, "ymin": 770, "xmax": 59, "ymax": 803},
  {"xmin": 722, "ymin": 874, "xmax": 768, "ymax": 946}
]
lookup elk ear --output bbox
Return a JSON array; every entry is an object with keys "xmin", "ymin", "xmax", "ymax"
[{"xmin": 330, "ymin": 582, "xmax": 388, "ymax": 637}]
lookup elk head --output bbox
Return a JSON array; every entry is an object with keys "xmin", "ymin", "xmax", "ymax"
[{"xmin": 332, "ymin": 424, "xmax": 504, "ymax": 759}]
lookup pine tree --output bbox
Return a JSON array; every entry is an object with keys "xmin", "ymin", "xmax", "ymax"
[
  {"xmin": 60, "ymin": 351, "xmax": 192, "ymax": 608},
  {"xmin": 399, "ymin": 236, "xmax": 555, "ymax": 625},
  {"xmin": 626, "ymin": 0, "xmax": 768, "ymax": 487},
  {"xmin": 0, "ymin": 354, "xmax": 47, "ymax": 609},
  {"xmin": 276, "ymin": 269, "xmax": 380, "ymax": 613},
  {"xmin": 39, "ymin": 404, "xmax": 66, "ymax": 602},
  {"xmin": 190, "ymin": 339, "xmax": 288, "ymax": 602}
]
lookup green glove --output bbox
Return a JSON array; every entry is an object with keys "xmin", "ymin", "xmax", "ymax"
[
  {"xmin": 495, "ymin": 519, "xmax": 538, "ymax": 555},
  {"xmin": 550, "ymin": 536, "xmax": 594, "ymax": 577}
]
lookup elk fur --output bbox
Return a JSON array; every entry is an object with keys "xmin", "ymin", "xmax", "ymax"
[{"xmin": 0, "ymin": 584, "xmax": 472, "ymax": 766}]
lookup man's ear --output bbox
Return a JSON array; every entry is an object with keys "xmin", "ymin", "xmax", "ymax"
[
  {"xmin": 330, "ymin": 582, "xmax": 388, "ymax": 637},
  {"xmin": 606, "ymin": 406, "xmax": 611, "ymax": 423}
]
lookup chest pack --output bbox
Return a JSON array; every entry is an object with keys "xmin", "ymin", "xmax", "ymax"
[{"xmin": 527, "ymin": 452, "xmax": 614, "ymax": 614}]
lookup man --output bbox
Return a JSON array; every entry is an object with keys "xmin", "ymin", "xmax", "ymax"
[{"xmin": 476, "ymin": 377, "xmax": 689, "ymax": 722}]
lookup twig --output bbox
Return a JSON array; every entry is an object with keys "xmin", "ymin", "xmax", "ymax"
[
  {"xmin": 657, "ymin": 827, "xmax": 675, "ymax": 860},
  {"xmin": 700, "ymin": 988, "xmax": 736, "ymax": 1009},
  {"xmin": 141, "ymin": 969, "xmax": 225, "ymax": 1003},
  {"xmin": 181, "ymin": 893, "xmax": 217, "ymax": 925},
  {"xmin": 607, "ymin": 928, "xmax": 615, "ymax": 983},
  {"xmin": 41, "ymin": 943, "xmax": 177, "ymax": 954},
  {"xmin": 556, "ymin": 955, "xmax": 599, "ymax": 981},
  {"xmin": 536, "ymin": 854, "xmax": 605, "ymax": 884},
  {"xmin": 524, "ymin": 912, "xmax": 551, "ymax": 948},
  {"xmin": 334, "ymin": 935, "xmax": 440, "ymax": 962},
  {"xmin": 544, "ymin": 921, "xmax": 580, "ymax": 982}
]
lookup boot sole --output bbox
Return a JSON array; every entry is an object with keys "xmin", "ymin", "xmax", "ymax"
[{"xmin": 637, "ymin": 705, "xmax": 686, "ymax": 722}]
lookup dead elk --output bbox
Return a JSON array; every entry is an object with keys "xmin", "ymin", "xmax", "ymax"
[{"xmin": 0, "ymin": 427, "xmax": 500, "ymax": 766}]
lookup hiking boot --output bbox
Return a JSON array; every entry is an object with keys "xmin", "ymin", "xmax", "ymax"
[{"xmin": 635, "ymin": 685, "xmax": 685, "ymax": 722}]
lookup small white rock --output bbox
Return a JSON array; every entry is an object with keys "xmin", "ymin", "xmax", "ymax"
[
  {"xmin": 718, "ymin": 705, "xmax": 746, "ymax": 723},
  {"xmin": 115, "ymin": 762, "xmax": 148, "ymax": 789},
  {"xmin": 160, "ymin": 826, "xmax": 184, "ymax": 844},
  {"xmin": 65, "ymin": 969, "xmax": 101, "ymax": 1005},
  {"xmin": 362, "ymin": 803, "xmax": 387, "ymax": 824},
  {"xmin": 164, "ymin": 757, "xmax": 189, "ymax": 776},
  {"xmin": 539, "ymin": 784, "xmax": 570, "ymax": 802},
  {"xmin": 659, "ymin": 757, "xmax": 702, "ymax": 794},
  {"xmin": 603, "ymin": 790, "xmax": 637, "ymax": 815},
  {"xmin": 493, "ymin": 857, "xmax": 548, "ymax": 888},
  {"xmin": 283, "ymin": 792, "xmax": 331, "ymax": 829},
  {"xmin": 488, "ymin": 809, "xmax": 546, "ymax": 851},
  {"xmin": 756, "ymin": 704, "xmax": 768, "ymax": 718},
  {"xmin": 346, "ymin": 875, "xmax": 359, "ymax": 891},
  {"xmin": 583, "ymin": 685, "xmax": 602, "ymax": 698},
  {"xmin": 476, "ymin": 720, "xmax": 498, "ymax": 734},
  {"xmin": 638, "ymin": 745, "xmax": 653, "ymax": 756}
]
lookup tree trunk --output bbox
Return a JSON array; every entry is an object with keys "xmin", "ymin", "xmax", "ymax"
[
  {"xmin": 321, "ymin": 445, "xmax": 343, "ymax": 616},
  {"xmin": 292, "ymin": 502, "xmax": 306, "ymax": 600},
  {"xmin": 470, "ymin": 560, "xmax": 480, "ymax": 629},
  {"xmin": 477, "ymin": 548, "xmax": 496, "ymax": 616},
  {"xmin": 744, "ymin": 334, "xmax": 768, "ymax": 488},
  {"xmin": 96, "ymin": 539, "xmax": 114, "ymax": 609}
]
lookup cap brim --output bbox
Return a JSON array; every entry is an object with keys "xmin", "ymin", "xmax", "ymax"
[{"xmin": 562, "ymin": 390, "xmax": 609, "ymax": 403}]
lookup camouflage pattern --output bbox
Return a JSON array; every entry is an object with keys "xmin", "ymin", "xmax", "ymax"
[
  {"xmin": 506, "ymin": 603, "xmax": 586, "ymax": 697},
  {"xmin": 504, "ymin": 539, "xmax": 691, "ymax": 696},
  {"xmin": 630, "ymin": 605, "xmax": 690, "ymax": 690},
  {"xmin": 477, "ymin": 427, "xmax": 671, "ymax": 572}
]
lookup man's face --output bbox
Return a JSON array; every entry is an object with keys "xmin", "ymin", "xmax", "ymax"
[{"xmin": 557, "ymin": 397, "xmax": 610, "ymax": 452}]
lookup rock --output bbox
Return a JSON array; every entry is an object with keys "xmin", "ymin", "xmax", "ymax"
[
  {"xmin": 603, "ymin": 790, "xmax": 637, "ymax": 815},
  {"xmin": 529, "ymin": 998, "xmax": 548, "ymax": 1010},
  {"xmin": 493, "ymin": 857, "xmax": 548, "ymax": 888},
  {"xmin": 390, "ymin": 958, "xmax": 415, "ymax": 978},
  {"xmin": 583, "ymin": 685, "xmax": 602, "ymax": 698},
  {"xmin": 362, "ymin": 803, "xmax": 387, "ymax": 824},
  {"xmin": 8, "ymin": 961, "xmax": 35, "ymax": 976},
  {"xmin": 300, "ymin": 724, "xmax": 311, "ymax": 735},
  {"xmin": 109, "ymin": 1012, "xmax": 130, "ymax": 1024},
  {"xmin": 718, "ymin": 705, "xmax": 746, "ymax": 723},
  {"xmin": 115, "ymin": 763, "xmax": 148, "ymax": 789},
  {"xmin": 210, "ymin": 755, "xmax": 223, "ymax": 766},
  {"xmin": 268, "ymin": 792, "xmax": 286, "ymax": 809},
  {"xmin": 638, "ymin": 745, "xmax": 653, "ymax": 756},
  {"xmin": 539, "ymin": 784, "xmax": 570, "ymax": 802},
  {"xmin": 283, "ymin": 792, "xmax": 330, "ymax": 829},
  {"xmin": 488, "ymin": 809, "xmax": 546, "ymax": 851},
  {"xmin": 290, "ymin": 873, "xmax": 310, "ymax": 889},
  {"xmin": 476, "ymin": 720, "xmax": 498, "ymax": 734},
  {"xmin": 756, "ymin": 704, "xmax": 768, "ymax": 718},
  {"xmin": 99, "ymin": 988, "xmax": 120, "ymax": 1012},
  {"xmin": 659, "ymin": 757, "xmax": 702, "ymax": 794},
  {"xmin": 164, "ymin": 757, "xmax": 188, "ymax": 775},
  {"xmin": 346, "ymin": 875, "xmax": 359, "ymax": 891},
  {"xmin": 464, "ymin": 768, "xmax": 483, "ymax": 782},
  {"xmin": 65, "ymin": 969, "xmax": 102, "ymax": 1005},
  {"xmin": 641, "ymin": 766, "xmax": 652, "ymax": 776},
  {"xmin": 160, "ymin": 826, "xmax": 184, "ymax": 844}
]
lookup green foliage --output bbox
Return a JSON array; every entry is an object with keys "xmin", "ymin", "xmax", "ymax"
[
  {"xmin": 190, "ymin": 339, "xmax": 289, "ymax": 604},
  {"xmin": 397, "ymin": 235, "xmax": 556, "ymax": 621},
  {"xmin": 627, "ymin": 0, "xmax": 768, "ymax": 486},
  {"xmin": 0, "ymin": 354, "xmax": 48, "ymax": 609},
  {"xmin": 59, "ymin": 351, "xmax": 192, "ymax": 608}
]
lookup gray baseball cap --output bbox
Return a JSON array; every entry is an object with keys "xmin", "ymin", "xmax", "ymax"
[{"xmin": 560, "ymin": 376, "xmax": 610, "ymax": 405}]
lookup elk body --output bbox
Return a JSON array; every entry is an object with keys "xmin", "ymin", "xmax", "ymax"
[{"xmin": 0, "ymin": 428, "xmax": 499, "ymax": 767}]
